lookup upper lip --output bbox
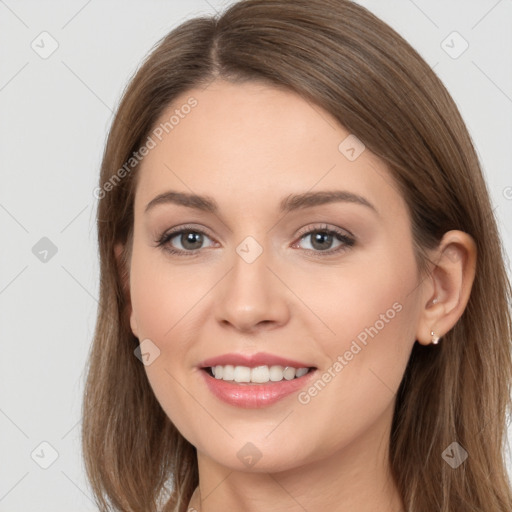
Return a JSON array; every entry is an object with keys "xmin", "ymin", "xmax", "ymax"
[{"xmin": 199, "ymin": 352, "xmax": 316, "ymax": 369}]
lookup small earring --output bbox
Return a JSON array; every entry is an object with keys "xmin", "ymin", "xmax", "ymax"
[
  {"xmin": 432, "ymin": 297, "xmax": 439, "ymax": 305},
  {"xmin": 430, "ymin": 330, "xmax": 440, "ymax": 344}
]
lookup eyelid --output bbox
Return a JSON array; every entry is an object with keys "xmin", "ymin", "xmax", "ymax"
[
  {"xmin": 295, "ymin": 222, "xmax": 355, "ymax": 240},
  {"xmin": 291, "ymin": 223, "xmax": 355, "ymax": 255},
  {"xmin": 154, "ymin": 223, "xmax": 217, "ymax": 250},
  {"xmin": 157, "ymin": 223, "xmax": 354, "ymax": 242},
  {"xmin": 155, "ymin": 222, "xmax": 356, "ymax": 256},
  {"xmin": 157, "ymin": 223, "xmax": 216, "ymax": 242}
]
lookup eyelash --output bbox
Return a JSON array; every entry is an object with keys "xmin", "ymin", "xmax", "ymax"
[{"xmin": 155, "ymin": 223, "xmax": 355, "ymax": 258}]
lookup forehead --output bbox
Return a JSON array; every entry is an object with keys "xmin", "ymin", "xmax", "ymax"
[{"xmin": 134, "ymin": 79, "xmax": 406, "ymax": 219}]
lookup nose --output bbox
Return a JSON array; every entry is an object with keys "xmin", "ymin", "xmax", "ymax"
[{"xmin": 214, "ymin": 239, "xmax": 291, "ymax": 334}]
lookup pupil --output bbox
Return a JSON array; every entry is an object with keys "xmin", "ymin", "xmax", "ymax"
[
  {"xmin": 183, "ymin": 232, "xmax": 202, "ymax": 250},
  {"xmin": 312, "ymin": 232, "xmax": 332, "ymax": 251}
]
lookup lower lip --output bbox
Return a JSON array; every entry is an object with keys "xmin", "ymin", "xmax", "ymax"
[{"xmin": 200, "ymin": 368, "xmax": 317, "ymax": 408}]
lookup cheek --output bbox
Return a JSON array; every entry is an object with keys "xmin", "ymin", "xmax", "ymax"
[
  {"xmin": 330, "ymin": 248, "xmax": 417, "ymax": 362},
  {"xmin": 129, "ymin": 245, "xmax": 204, "ymax": 436},
  {"xmin": 128, "ymin": 243, "xmax": 215, "ymax": 422},
  {"xmin": 298, "ymin": 246, "xmax": 420, "ymax": 422},
  {"xmin": 285, "ymin": 273, "xmax": 419, "ymax": 462},
  {"xmin": 292, "ymin": 245, "xmax": 418, "ymax": 355},
  {"xmin": 129, "ymin": 242, "xmax": 204, "ymax": 341}
]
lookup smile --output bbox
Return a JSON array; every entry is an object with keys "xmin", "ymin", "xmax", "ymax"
[
  {"xmin": 200, "ymin": 365, "xmax": 318, "ymax": 409},
  {"xmin": 206, "ymin": 364, "xmax": 313, "ymax": 383}
]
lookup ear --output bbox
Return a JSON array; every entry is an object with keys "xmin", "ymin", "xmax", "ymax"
[
  {"xmin": 415, "ymin": 230, "xmax": 477, "ymax": 345},
  {"xmin": 114, "ymin": 242, "xmax": 139, "ymax": 338}
]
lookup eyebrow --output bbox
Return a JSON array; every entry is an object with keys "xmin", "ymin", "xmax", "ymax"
[{"xmin": 144, "ymin": 190, "xmax": 378, "ymax": 215}]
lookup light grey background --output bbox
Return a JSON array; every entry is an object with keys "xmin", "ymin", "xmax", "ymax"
[{"xmin": 1, "ymin": 1, "xmax": 511, "ymax": 510}]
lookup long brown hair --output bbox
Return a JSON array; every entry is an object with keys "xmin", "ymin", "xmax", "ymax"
[{"xmin": 82, "ymin": 1, "xmax": 512, "ymax": 510}]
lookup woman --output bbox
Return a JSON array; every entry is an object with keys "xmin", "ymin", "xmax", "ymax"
[{"xmin": 82, "ymin": 0, "xmax": 512, "ymax": 511}]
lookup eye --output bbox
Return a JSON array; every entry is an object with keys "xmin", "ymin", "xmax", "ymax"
[
  {"xmin": 293, "ymin": 224, "xmax": 355, "ymax": 255},
  {"xmin": 155, "ymin": 223, "xmax": 355, "ymax": 257},
  {"xmin": 155, "ymin": 225, "xmax": 217, "ymax": 256}
]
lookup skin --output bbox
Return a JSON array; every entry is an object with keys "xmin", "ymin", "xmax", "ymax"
[{"xmin": 115, "ymin": 79, "xmax": 476, "ymax": 512}]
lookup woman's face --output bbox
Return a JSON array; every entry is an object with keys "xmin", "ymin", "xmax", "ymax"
[{"xmin": 125, "ymin": 79, "xmax": 428, "ymax": 472}]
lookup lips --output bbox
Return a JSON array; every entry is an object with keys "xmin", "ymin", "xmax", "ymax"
[
  {"xmin": 198, "ymin": 352, "xmax": 316, "ymax": 369},
  {"xmin": 200, "ymin": 364, "xmax": 318, "ymax": 408},
  {"xmin": 196, "ymin": 352, "xmax": 319, "ymax": 408}
]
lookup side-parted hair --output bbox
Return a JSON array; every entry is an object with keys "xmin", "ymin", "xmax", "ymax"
[{"xmin": 82, "ymin": 1, "xmax": 512, "ymax": 510}]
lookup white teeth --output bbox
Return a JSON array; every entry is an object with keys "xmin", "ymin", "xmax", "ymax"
[
  {"xmin": 251, "ymin": 365, "xmax": 270, "ymax": 383},
  {"xmin": 295, "ymin": 367, "xmax": 309, "ymax": 378},
  {"xmin": 221, "ymin": 364, "xmax": 234, "ymax": 380},
  {"xmin": 233, "ymin": 366, "xmax": 251, "ymax": 382},
  {"xmin": 283, "ymin": 366, "xmax": 296, "ymax": 380},
  {"xmin": 210, "ymin": 364, "xmax": 311, "ymax": 383}
]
